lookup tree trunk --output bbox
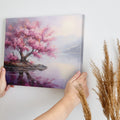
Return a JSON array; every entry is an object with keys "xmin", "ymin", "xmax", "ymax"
[
  {"xmin": 25, "ymin": 71, "xmax": 35, "ymax": 86},
  {"xmin": 20, "ymin": 56, "xmax": 28, "ymax": 63},
  {"xmin": 25, "ymin": 71, "xmax": 43, "ymax": 87},
  {"xmin": 19, "ymin": 49, "xmax": 27, "ymax": 63},
  {"xmin": 17, "ymin": 71, "xmax": 25, "ymax": 85},
  {"xmin": 20, "ymin": 49, "xmax": 34, "ymax": 63}
]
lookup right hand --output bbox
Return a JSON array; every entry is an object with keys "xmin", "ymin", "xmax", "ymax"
[{"xmin": 64, "ymin": 71, "xmax": 89, "ymax": 107}]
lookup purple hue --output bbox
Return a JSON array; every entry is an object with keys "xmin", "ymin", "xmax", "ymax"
[
  {"xmin": 4, "ymin": 18, "xmax": 59, "ymax": 88},
  {"xmin": 4, "ymin": 15, "xmax": 83, "ymax": 89}
]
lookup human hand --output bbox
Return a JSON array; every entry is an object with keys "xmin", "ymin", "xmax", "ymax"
[
  {"xmin": 64, "ymin": 71, "xmax": 89, "ymax": 107},
  {"xmin": 0, "ymin": 67, "xmax": 14, "ymax": 97}
]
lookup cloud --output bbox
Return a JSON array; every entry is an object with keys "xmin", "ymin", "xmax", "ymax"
[{"xmin": 51, "ymin": 15, "xmax": 83, "ymax": 38}]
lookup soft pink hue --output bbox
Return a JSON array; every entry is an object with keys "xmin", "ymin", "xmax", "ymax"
[
  {"xmin": 5, "ymin": 19, "xmax": 56, "ymax": 62},
  {"xmin": 7, "ymin": 53, "xmax": 18, "ymax": 61}
]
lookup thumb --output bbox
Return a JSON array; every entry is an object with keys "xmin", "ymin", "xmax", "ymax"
[{"xmin": 0, "ymin": 67, "xmax": 6, "ymax": 79}]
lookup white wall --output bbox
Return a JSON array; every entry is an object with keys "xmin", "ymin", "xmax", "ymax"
[{"xmin": 0, "ymin": 0, "xmax": 120, "ymax": 120}]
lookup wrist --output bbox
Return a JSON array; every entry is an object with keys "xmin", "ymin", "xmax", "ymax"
[
  {"xmin": 57, "ymin": 96, "xmax": 76, "ymax": 116},
  {"xmin": 62, "ymin": 94, "xmax": 80, "ymax": 108}
]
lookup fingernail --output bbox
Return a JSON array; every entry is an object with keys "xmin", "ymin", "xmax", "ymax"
[
  {"xmin": 2, "ymin": 68, "xmax": 5, "ymax": 71},
  {"xmin": 77, "ymin": 71, "xmax": 80, "ymax": 74}
]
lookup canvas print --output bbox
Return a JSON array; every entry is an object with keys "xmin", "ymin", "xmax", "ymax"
[{"xmin": 4, "ymin": 15, "xmax": 84, "ymax": 89}]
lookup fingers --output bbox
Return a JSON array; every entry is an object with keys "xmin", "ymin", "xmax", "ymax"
[
  {"xmin": 73, "ymin": 72, "xmax": 87, "ymax": 88},
  {"xmin": 70, "ymin": 71, "xmax": 81, "ymax": 82},
  {"xmin": 6, "ymin": 85, "xmax": 14, "ymax": 91},
  {"xmin": 5, "ymin": 85, "xmax": 10, "ymax": 91},
  {"xmin": 74, "ymin": 72, "xmax": 89, "ymax": 98},
  {"xmin": 1, "ymin": 85, "xmax": 14, "ymax": 96},
  {"xmin": 0, "ymin": 67, "xmax": 6, "ymax": 79},
  {"xmin": 0, "ymin": 67, "xmax": 2, "ymax": 77},
  {"xmin": 77, "ymin": 72, "xmax": 87, "ymax": 82},
  {"xmin": 5, "ymin": 85, "xmax": 14, "ymax": 93},
  {"xmin": 79, "ymin": 72, "xmax": 87, "ymax": 79}
]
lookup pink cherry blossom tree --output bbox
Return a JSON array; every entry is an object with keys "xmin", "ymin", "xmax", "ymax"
[{"xmin": 5, "ymin": 19, "xmax": 56, "ymax": 63}]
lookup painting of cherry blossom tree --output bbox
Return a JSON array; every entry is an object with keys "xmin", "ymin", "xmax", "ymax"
[{"xmin": 4, "ymin": 15, "xmax": 84, "ymax": 88}]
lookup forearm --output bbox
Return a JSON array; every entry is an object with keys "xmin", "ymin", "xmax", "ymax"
[{"xmin": 34, "ymin": 96, "xmax": 77, "ymax": 120}]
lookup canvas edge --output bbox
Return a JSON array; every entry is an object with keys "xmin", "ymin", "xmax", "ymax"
[
  {"xmin": 80, "ymin": 14, "xmax": 85, "ymax": 73},
  {"xmin": 3, "ymin": 14, "xmax": 85, "ymax": 89},
  {"xmin": 1, "ymin": 19, "xmax": 6, "ymax": 67},
  {"xmin": 5, "ymin": 13, "xmax": 84, "ymax": 19}
]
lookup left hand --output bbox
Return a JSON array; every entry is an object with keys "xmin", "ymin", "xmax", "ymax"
[{"xmin": 0, "ymin": 67, "xmax": 13, "ymax": 97}]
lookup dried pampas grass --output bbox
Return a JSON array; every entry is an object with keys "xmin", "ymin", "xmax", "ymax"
[
  {"xmin": 76, "ymin": 85, "xmax": 91, "ymax": 120},
  {"xmin": 91, "ymin": 40, "xmax": 120, "ymax": 120}
]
